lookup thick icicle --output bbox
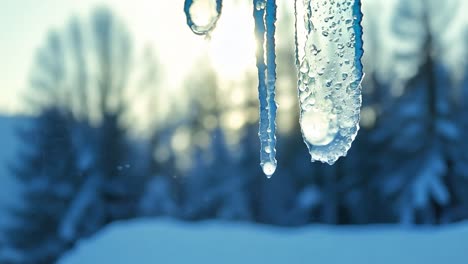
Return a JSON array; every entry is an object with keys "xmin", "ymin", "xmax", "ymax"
[
  {"xmin": 253, "ymin": 0, "xmax": 278, "ymax": 177},
  {"xmin": 184, "ymin": 0, "xmax": 223, "ymax": 36},
  {"xmin": 295, "ymin": 0, "xmax": 364, "ymax": 165}
]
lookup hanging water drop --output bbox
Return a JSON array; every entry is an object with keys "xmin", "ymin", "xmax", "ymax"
[
  {"xmin": 295, "ymin": 0, "xmax": 363, "ymax": 164},
  {"xmin": 184, "ymin": 0, "xmax": 223, "ymax": 36},
  {"xmin": 262, "ymin": 161, "xmax": 276, "ymax": 178}
]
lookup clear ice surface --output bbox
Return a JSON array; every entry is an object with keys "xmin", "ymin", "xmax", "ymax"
[
  {"xmin": 184, "ymin": 0, "xmax": 223, "ymax": 36},
  {"xmin": 253, "ymin": 0, "xmax": 278, "ymax": 177},
  {"xmin": 295, "ymin": 0, "xmax": 364, "ymax": 165}
]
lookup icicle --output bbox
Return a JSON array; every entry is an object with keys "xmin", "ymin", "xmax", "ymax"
[
  {"xmin": 184, "ymin": 0, "xmax": 223, "ymax": 36},
  {"xmin": 295, "ymin": 0, "xmax": 364, "ymax": 165},
  {"xmin": 253, "ymin": 0, "xmax": 278, "ymax": 177}
]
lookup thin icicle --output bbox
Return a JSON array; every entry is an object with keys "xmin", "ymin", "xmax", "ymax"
[
  {"xmin": 253, "ymin": 0, "xmax": 278, "ymax": 177},
  {"xmin": 184, "ymin": 0, "xmax": 223, "ymax": 36},
  {"xmin": 295, "ymin": 0, "xmax": 364, "ymax": 165}
]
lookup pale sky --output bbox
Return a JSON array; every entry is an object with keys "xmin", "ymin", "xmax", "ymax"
[
  {"xmin": 0, "ymin": 0, "xmax": 257, "ymax": 114},
  {"xmin": 1, "ymin": 0, "xmax": 466, "ymax": 114}
]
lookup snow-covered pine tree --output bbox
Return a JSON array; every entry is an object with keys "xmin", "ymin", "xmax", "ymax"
[
  {"xmin": 140, "ymin": 117, "xmax": 182, "ymax": 218},
  {"xmin": 4, "ymin": 8, "xmax": 147, "ymax": 262},
  {"xmin": 1, "ymin": 28, "xmax": 81, "ymax": 263},
  {"xmin": 182, "ymin": 127, "xmax": 254, "ymax": 221},
  {"xmin": 58, "ymin": 8, "xmax": 146, "ymax": 241},
  {"xmin": 445, "ymin": 28, "xmax": 468, "ymax": 222},
  {"xmin": 3, "ymin": 108, "xmax": 80, "ymax": 264},
  {"xmin": 371, "ymin": 0, "xmax": 460, "ymax": 224}
]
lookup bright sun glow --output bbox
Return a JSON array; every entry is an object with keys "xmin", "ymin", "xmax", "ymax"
[
  {"xmin": 207, "ymin": 4, "xmax": 257, "ymax": 80},
  {"xmin": 189, "ymin": 0, "xmax": 218, "ymax": 27},
  {"xmin": 116, "ymin": 1, "xmax": 258, "ymax": 130}
]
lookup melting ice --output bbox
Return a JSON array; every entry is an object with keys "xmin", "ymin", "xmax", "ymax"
[
  {"xmin": 295, "ymin": 0, "xmax": 364, "ymax": 165},
  {"xmin": 253, "ymin": 0, "xmax": 278, "ymax": 177},
  {"xmin": 182, "ymin": 0, "xmax": 364, "ymax": 174}
]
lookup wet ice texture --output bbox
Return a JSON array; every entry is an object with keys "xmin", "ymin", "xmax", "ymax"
[
  {"xmin": 184, "ymin": 0, "xmax": 223, "ymax": 36},
  {"xmin": 253, "ymin": 0, "xmax": 278, "ymax": 177},
  {"xmin": 295, "ymin": 0, "xmax": 363, "ymax": 165}
]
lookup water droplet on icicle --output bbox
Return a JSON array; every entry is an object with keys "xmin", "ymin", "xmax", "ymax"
[
  {"xmin": 301, "ymin": 107, "xmax": 338, "ymax": 146},
  {"xmin": 255, "ymin": 0, "xmax": 267, "ymax": 10},
  {"xmin": 262, "ymin": 161, "xmax": 277, "ymax": 178},
  {"xmin": 184, "ymin": 0, "xmax": 223, "ymax": 36}
]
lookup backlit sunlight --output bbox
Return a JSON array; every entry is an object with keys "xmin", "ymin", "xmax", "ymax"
[{"xmin": 207, "ymin": 3, "xmax": 257, "ymax": 80}]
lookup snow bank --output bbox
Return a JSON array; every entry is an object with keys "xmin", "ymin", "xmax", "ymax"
[{"xmin": 60, "ymin": 219, "xmax": 468, "ymax": 264}]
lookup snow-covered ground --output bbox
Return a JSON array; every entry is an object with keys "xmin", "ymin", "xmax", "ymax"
[{"xmin": 60, "ymin": 219, "xmax": 468, "ymax": 264}]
